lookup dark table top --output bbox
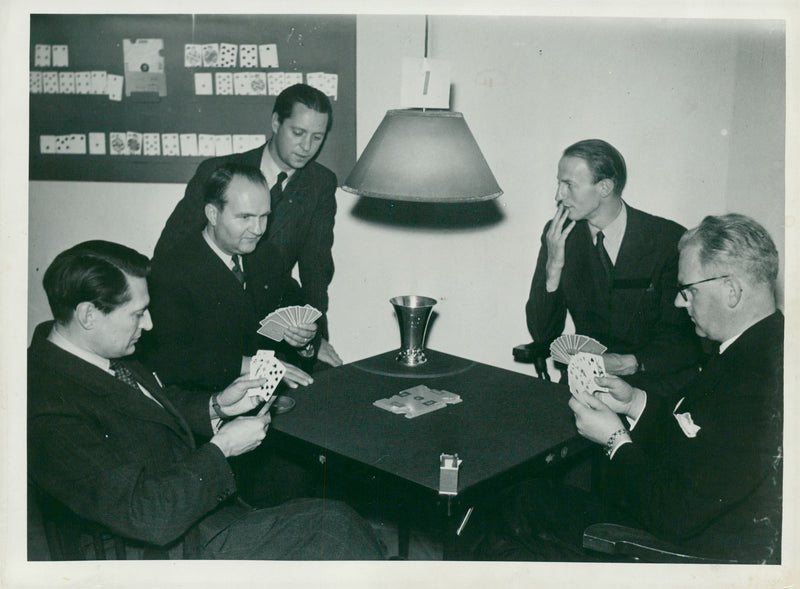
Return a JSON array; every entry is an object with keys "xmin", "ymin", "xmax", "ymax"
[{"xmin": 269, "ymin": 349, "xmax": 584, "ymax": 500}]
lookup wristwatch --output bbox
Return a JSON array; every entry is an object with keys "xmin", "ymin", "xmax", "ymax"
[{"xmin": 298, "ymin": 342, "xmax": 316, "ymax": 358}]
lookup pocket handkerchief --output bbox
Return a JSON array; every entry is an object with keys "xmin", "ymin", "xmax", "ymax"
[{"xmin": 673, "ymin": 411, "xmax": 701, "ymax": 438}]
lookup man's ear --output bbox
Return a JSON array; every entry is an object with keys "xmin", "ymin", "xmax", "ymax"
[
  {"xmin": 598, "ymin": 178, "xmax": 614, "ymax": 197},
  {"xmin": 724, "ymin": 276, "xmax": 744, "ymax": 308},
  {"xmin": 271, "ymin": 112, "xmax": 281, "ymax": 135},
  {"xmin": 205, "ymin": 203, "xmax": 218, "ymax": 226},
  {"xmin": 74, "ymin": 302, "xmax": 96, "ymax": 329}
]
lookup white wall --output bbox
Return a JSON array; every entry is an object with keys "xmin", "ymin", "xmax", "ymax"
[{"xmin": 27, "ymin": 15, "xmax": 785, "ymax": 376}]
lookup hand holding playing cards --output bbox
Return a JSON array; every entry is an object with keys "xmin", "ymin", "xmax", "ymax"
[
  {"xmin": 283, "ymin": 322, "xmax": 317, "ymax": 348},
  {"xmin": 210, "ymin": 414, "xmax": 272, "ymax": 457},
  {"xmin": 602, "ymin": 352, "xmax": 639, "ymax": 376},
  {"xmin": 569, "ymin": 393, "xmax": 625, "ymax": 446},
  {"xmin": 215, "ymin": 375, "xmax": 267, "ymax": 417},
  {"xmin": 594, "ymin": 375, "xmax": 646, "ymax": 420}
]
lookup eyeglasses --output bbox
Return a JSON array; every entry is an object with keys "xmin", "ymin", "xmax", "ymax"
[{"xmin": 676, "ymin": 275, "xmax": 730, "ymax": 302}]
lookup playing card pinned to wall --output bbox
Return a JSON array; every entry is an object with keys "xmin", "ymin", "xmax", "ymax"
[
  {"xmin": 123, "ymin": 38, "xmax": 167, "ymax": 97},
  {"xmin": 400, "ymin": 57, "xmax": 451, "ymax": 109}
]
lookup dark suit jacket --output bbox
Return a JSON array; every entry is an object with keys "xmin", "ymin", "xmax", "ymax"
[
  {"xmin": 153, "ymin": 144, "xmax": 337, "ymax": 338},
  {"xmin": 28, "ymin": 322, "xmax": 246, "ymax": 557},
  {"xmin": 141, "ymin": 231, "xmax": 299, "ymax": 392},
  {"xmin": 608, "ymin": 311, "xmax": 783, "ymax": 563},
  {"xmin": 526, "ymin": 205, "xmax": 701, "ymax": 375}
]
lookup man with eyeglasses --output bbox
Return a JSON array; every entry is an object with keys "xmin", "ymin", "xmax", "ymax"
[{"xmin": 473, "ymin": 214, "xmax": 782, "ymax": 563}]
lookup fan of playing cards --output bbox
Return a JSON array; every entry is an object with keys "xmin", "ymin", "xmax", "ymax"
[
  {"xmin": 549, "ymin": 333, "xmax": 608, "ymax": 365},
  {"xmin": 567, "ymin": 352, "xmax": 608, "ymax": 405},
  {"xmin": 257, "ymin": 305, "xmax": 322, "ymax": 342},
  {"xmin": 247, "ymin": 349, "xmax": 286, "ymax": 406}
]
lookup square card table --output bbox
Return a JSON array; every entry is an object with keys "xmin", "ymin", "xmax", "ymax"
[{"xmin": 268, "ymin": 349, "xmax": 591, "ymax": 559}]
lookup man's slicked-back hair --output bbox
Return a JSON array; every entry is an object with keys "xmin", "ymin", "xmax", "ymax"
[
  {"xmin": 272, "ymin": 83, "xmax": 333, "ymax": 133},
  {"xmin": 563, "ymin": 139, "xmax": 627, "ymax": 196},
  {"xmin": 203, "ymin": 163, "xmax": 268, "ymax": 211},
  {"xmin": 679, "ymin": 213, "xmax": 779, "ymax": 289},
  {"xmin": 42, "ymin": 240, "xmax": 150, "ymax": 323}
]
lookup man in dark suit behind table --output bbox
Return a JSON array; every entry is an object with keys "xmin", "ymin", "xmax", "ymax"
[
  {"xmin": 140, "ymin": 163, "xmax": 322, "ymax": 508},
  {"xmin": 475, "ymin": 214, "xmax": 782, "ymax": 563},
  {"xmin": 154, "ymin": 83, "xmax": 342, "ymax": 368},
  {"xmin": 27, "ymin": 240, "xmax": 384, "ymax": 560},
  {"xmin": 141, "ymin": 163, "xmax": 317, "ymax": 394},
  {"xmin": 526, "ymin": 139, "xmax": 702, "ymax": 381}
]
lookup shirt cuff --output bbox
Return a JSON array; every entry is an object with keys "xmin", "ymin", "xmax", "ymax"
[
  {"xmin": 608, "ymin": 437, "xmax": 633, "ymax": 459},
  {"xmin": 625, "ymin": 390, "xmax": 648, "ymax": 430},
  {"xmin": 209, "ymin": 398, "xmax": 222, "ymax": 434}
]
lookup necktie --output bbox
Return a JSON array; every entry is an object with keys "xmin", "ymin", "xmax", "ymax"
[
  {"xmin": 595, "ymin": 231, "xmax": 614, "ymax": 280},
  {"xmin": 231, "ymin": 254, "xmax": 245, "ymax": 286},
  {"xmin": 110, "ymin": 359, "xmax": 141, "ymax": 391},
  {"xmin": 270, "ymin": 171, "xmax": 288, "ymax": 204}
]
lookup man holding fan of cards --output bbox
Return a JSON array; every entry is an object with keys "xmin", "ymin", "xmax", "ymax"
[
  {"xmin": 154, "ymin": 83, "xmax": 341, "ymax": 369},
  {"xmin": 473, "ymin": 214, "xmax": 782, "ymax": 563},
  {"xmin": 142, "ymin": 163, "xmax": 317, "ymax": 393},
  {"xmin": 28, "ymin": 240, "xmax": 384, "ymax": 560},
  {"xmin": 526, "ymin": 139, "xmax": 701, "ymax": 381}
]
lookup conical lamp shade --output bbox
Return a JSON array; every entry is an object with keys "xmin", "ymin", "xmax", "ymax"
[{"xmin": 342, "ymin": 109, "xmax": 502, "ymax": 203}]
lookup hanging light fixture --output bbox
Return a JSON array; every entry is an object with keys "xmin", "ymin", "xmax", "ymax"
[{"xmin": 341, "ymin": 17, "xmax": 502, "ymax": 203}]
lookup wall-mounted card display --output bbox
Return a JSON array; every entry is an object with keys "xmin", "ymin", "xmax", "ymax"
[
  {"xmin": 39, "ymin": 131, "xmax": 267, "ymax": 158},
  {"xmin": 30, "ymin": 14, "xmax": 355, "ymax": 183}
]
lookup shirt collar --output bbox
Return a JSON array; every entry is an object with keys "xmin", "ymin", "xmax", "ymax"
[
  {"xmin": 719, "ymin": 332, "xmax": 743, "ymax": 354},
  {"xmin": 260, "ymin": 140, "xmax": 296, "ymax": 188},
  {"xmin": 588, "ymin": 201, "xmax": 627, "ymax": 262},
  {"xmin": 202, "ymin": 226, "xmax": 238, "ymax": 271},
  {"xmin": 47, "ymin": 325, "xmax": 111, "ymax": 373}
]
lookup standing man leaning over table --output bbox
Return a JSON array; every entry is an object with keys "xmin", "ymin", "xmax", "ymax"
[
  {"xmin": 526, "ymin": 139, "xmax": 701, "ymax": 382},
  {"xmin": 154, "ymin": 83, "xmax": 342, "ymax": 368},
  {"xmin": 28, "ymin": 240, "xmax": 384, "ymax": 560}
]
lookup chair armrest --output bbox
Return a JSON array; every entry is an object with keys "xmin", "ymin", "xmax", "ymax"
[
  {"xmin": 513, "ymin": 341, "xmax": 551, "ymax": 381},
  {"xmin": 582, "ymin": 523, "xmax": 737, "ymax": 564}
]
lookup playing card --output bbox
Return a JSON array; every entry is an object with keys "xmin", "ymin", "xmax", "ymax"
[
  {"xmin": 179, "ymin": 134, "xmax": 198, "ymax": 157},
  {"xmin": 202, "ymin": 44, "xmax": 220, "ymax": 68},
  {"xmin": 550, "ymin": 334, "xmax": 607, "ymax": 365},
  {"xmin": 373, "ymin": 385, "xmax": 462, "ymax": 419},
  {"xmin": 184, "ymin": 44, "xmax": 203, "ymax": 68},
  {"xmin": 215, "ymin": 72, "xmax": 233, "ymax": 95},
  {"xmin": 219, "ymin": 43, "xmax": 237, "ymax": 68},
  {"xmin": 106, "ymin": 74, "xmax": 124, "ymax": 101},
  {"xmin": 214, "ymin": 134, "xmax": 233, "ymax": 156},
  {"xmin": 234, "ymin": 72, "xmax": 253, "ymax": 96},
  {"xmin": 51, "ymin": 45, "xmax": 68, "ymax": 67},
  {"xmin": 194, "ymin": 72, "xmax": 213, "ymax": 95},
  {"xmin": 259, "ymin": 44, "xmax": 279, "ymax": 68},
  {"xmin": 30, "ymin": 72, "xmax": 43, "ymax": 94},
  {"xmin": 161, "ymin": 133, "xmax": 180, "ymax": 156},
  {"xmin": 90, "ymin": 71, "xmax": 107, "ymax": 95},
  {"xmin": 239, "ymin": 44, "xmax": 258, "ymax": 68},
  {"xmin": 75, "ymin": 71, "xmax": 91, "ymax": 94},
  {"xmin": 124, "ymin": 132, "xmax": 141, "ymax": 156},
  {"xmin": 284, "ymin": 72, "xmax": 303, "ymax": 87},
  {"xmin": 567, "ymin": 352, "xmax": 606, "ymax": 405},
  {"xmin": 34, "ymin": 44, "xmax": 51, "ymax": 68},
  {"xmin": 267, "ymin": 72, "xmax": 286, "ymax": 96},
  {"xmin": 109, "ymin": 132, "xmax": 128, "ymax": 155},
  {"xmin": 39, "ymin": 136, "xmax": 56, "ymax": 154},
  {"xmin": 198, "ymin": 134, "xmax": 216, "ymax": 156},
  {"xmin": 66, "ymin": 134, "xmax": 87, "ymax": 154},
  {"xmin": 247, "ymin": 350, "xmax": 286, "ymax": 403},
  {"xmin": 250, "ymin": 72, "xmax": 267, "ymax": 95},
  {"xmin": 58, "ymin": 72, "xmax": 75, "ymax": 94},
  {"xmin": 142, "ymin": 133, "xmax": 160, "ymax": 156},
  {"xmin": 257, "ymin": 320, "xmax": 287, "ymax": 342},
  {"xmin": 88, "ymin": 133, "xmax": 106, "ymax": 155},
  {"xmin": 42, "ymin": 72, "xmax": 59, "ymax": 94}
]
